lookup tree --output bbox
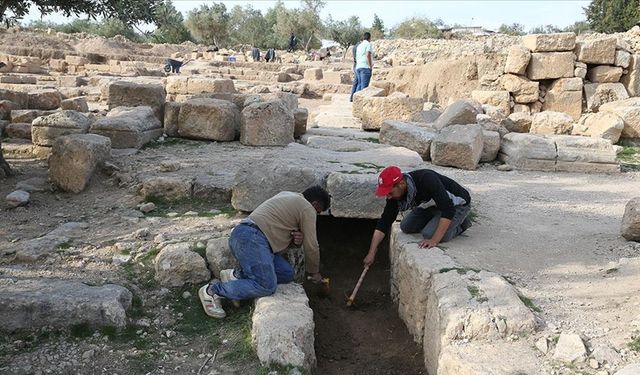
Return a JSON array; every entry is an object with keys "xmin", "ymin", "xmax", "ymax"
[
  {"xmin": 498, "ymin": 23, "xmax": 526, "ymax": 36},
  {"xmin": 584, "ymin": 0, "xmax": 640, "ymax": 33},
  {"xmin": 1, "ymin": 0, "xmax": 160, "ymax": 26},
  {"xmin": 150, "ymin": 0, "xmax": 192, "ymax": 44},
  {"xmin": 529, "ymin": 24, "xmax": 562, "ymax": 34},
  {"xmin": 563, "ymin": 20, "xmax": 591, "ymax": 34},
  {"xmin": 326, "ymin": 16, "xmax": 363, "ymax": 50},
  {"xmin": 371, "ymin": 13, "xmax": 384, "ymax": 40},
  {"xmin": 228, "ymin": 5, "xmax": 268, "ymax": 47},
  {"xmin": 185, "ymin": 3, "xmax": 230, "ymax": 46},
  {"xmin": 391, "ymin": 16, "xmax": 442, "ymax": 39}
]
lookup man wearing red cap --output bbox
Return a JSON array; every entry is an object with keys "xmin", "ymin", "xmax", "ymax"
[{"xmin": 364, "ymin": 166, "xmax": 472, "ymax": 266}]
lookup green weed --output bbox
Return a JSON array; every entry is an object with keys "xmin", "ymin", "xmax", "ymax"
[
  {"xmin": 518, "ymin": 294, "xmax": 542, "ymax": 313},
  {"xmin": 363, "ymin": 137, "xmax": 379, "ymax": 144},
  {"xmin": 617, "ymin": 146, "xmax": 640, "ymax": 171},
  {"xmin": 629, "ymin": 336, "xmax": 640, "ymax": 352}
]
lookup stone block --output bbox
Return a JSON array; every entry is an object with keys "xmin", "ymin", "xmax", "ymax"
[
  {"xmin": 549, "ymin": 77, "xmax": 583, "ymax": 92},
  {"xmin": 522, "ymin": 32, "xmax": 576, "ymax": 52},
  {"xmin": 141, "ymin": 176, "xmax": 192, "ymax": 201},
  {"xmin": 57, "ymin": 75, "xmax": 82, "ymax": 87},
  {"xmin": 65, "ymin": 55, "xmax": 89, "ymax": 65},
  {"xmin": 163, "ymin": 101, "xmax": 182, "ymax": 137},
  {"xmin": 304, "ymin": 68, "xmax": 323, "ymax": 80},
  {"xmin": 471, "ymin": 90, "xmax": 510, "ymax": 115},
  {"xmin": 599, "ymin": 97, "xmax": 640, "ymax": 139},
  {"xmin": 584, "ymin": 83, "xmax": 629, "ymax": 112},
  {"xmin": 0, "ymin": 279, "xmax": 131, "ymax": 332},
  {"xmin": 31, "ymin": 110, "xmax": 91, "ymax": 146},
  {"xmin": 5, "ymin": 122, "xmax": 31, "ymax": 139},
  {"xmin": 205, "ymin": 236, "xmax": 238, "ymax": 278},
  {"xmin": 553, "ymin": 135, "xmax": 618, "ymax": 165},
  {"xmin": 326, "ymin": 173, "xmax": 385, "ymax": 219},
  {"xmin": 28, "ymin": 89, "xmax": 61, "ymax": 110},
  {"xmin": 294, "ymin": 107, "xmax": 308, "ymax": 138},
  {"xmin": 0, "ymin": 89, "xmax": 28, "ymax": 108},
  {"xmin": 352, "ymin": 86, "xmax": 386, "ymax": 118},
  {"xmin": 575, "ymin": 37, "xmax": 616, "ymax": 65},
  {"xmin": 60, "ymin": 96, "xmax": 89, "ymax": 112},
  {"xmin": 154, "ymin": 243, "xmax": 210, "ymax": 288},
  {"xmin": 0, "ymin": 100, "xmax": 17, "ymax": 120},
  {"xmin": 48, "ymin": 134, "xmax": 111, "ymax": 193},
  {"xmin": 430, "ymin": 124, "xmax": 483, "ymax": 170},
  {"xmin": 500, "ymin": 74, "xmax": 539, "ymax": 103},
  {"xmin": 504, "ymin": 45, "xmax": 531, "ymax": 75},
  {"xmin": 379, "ymin": 120, "xmax": 438, "ymax": 159},
  {"xmin": 186, "ymin": 78, "xmax": 236, "ymax": 94},
  {"xmin": 192, "ymin": 175, "xmax": 232, "ymax": 206},
  {"xmin": 499, "ymin": 133, "xmax": 557, "ymax": 171},
  {"xmin": 90, "ymin": 106, "xmax": 163, "ymax": 149},
  {"xmin": 621, "ymin": 54, "xmax": 640, "ymax": 96},
  {"xmin": 434, "ymin": 100, "xmax": 480, "ymax": 130},
  {"xmin": 10, "ymin": 109, "xmax": 52, "ymax": 124},
  {"xmin": 553, "ymin": 333, "xmax": 587, "ymax": 363},
  {"xmin": 361, "ymin": 95, "xmax": 424, "ymax": 131},
  {"xmin": 572, "ymin": 112, "xmax": 624, "ymax": 143},
  {"xmin": 165, "ymin": 76, "xmax": 188, "ymax": 94},
  {"xmin": 530, "ymin": 111, "xmax": 574, "ymax": 135},
  {"xmin": 49, "ymin": 59, "xmax": 67, "ymax": 72},
  {"xmin": 240, "ymin": 100, "xmax": 294, "ymax": 146},
  {"xmin": 323, "ymin": 71, "xmax": 352, "ymax": 85},
  {"xmin": 615, "ymin": 50, "xmax": 631, "ymax": 68},
  {"xmin": 587, "ymin": 65, "xmax": 624, "ymax": 83},
  {"xmin": 102, "ymin": 81, "xmax": 165, "ymax": 121},
  {"xmin": 542, "ymin": 90, "xmax": 582, "ymax": 121},
  {"xmin": 481, "ymin": 130, "xmax": 501, "ymax": 162},
  {"xmin": 526, "ymin": 52, "xmax": 574, "ymax": 80},
  {"xmin": 178, "ymin": 98, "xmax": 240, "ymax": 141},
  {"xmin": 621, "ymin": 197, "xmax": 640, "ymax": 241},
  {"xmin": 252, "ymin": 284, "xmax": 316, "ymax": 370}
]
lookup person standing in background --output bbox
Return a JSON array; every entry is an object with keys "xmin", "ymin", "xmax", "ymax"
[
  {"xmin": 354, "ymin": 32, "xmax": 373, "ymax": 93},
  {"xmin": 349, "ymin": 41, "xmax": 360, "ymax": 102}
]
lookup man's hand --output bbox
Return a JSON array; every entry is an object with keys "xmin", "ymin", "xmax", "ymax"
[
  {"xmin": 363, "ymin": 252, "xmax": 375, "ymax": 267},
  {"xmin": 308, "ymin": 272, "xmax": 323, "ymax": 283},
  {"xmin": 291, "ymin": 230, "xmax": 303, "ymax": 246},
  {"xmin": 418, "ymin": 238, "xmax": 439, "ymax": 249}
]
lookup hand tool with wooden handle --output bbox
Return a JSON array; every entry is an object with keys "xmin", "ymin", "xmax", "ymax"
[{"xmin": 346, "ymin": 266, "xmax": 369, "ymax": 306}]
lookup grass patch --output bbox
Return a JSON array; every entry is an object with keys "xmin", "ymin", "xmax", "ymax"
[
  {"xmin": 363, "ymin": 137, "xmax": 379, "ymax": 144},
  {"xmin": 141, "ymin": 137, "xmax": 200, "ymax": 150},
  {"xmin": 617, "ymin": 145, "xmax": 640, "ymax": 171},
  {"xmin": 350, "ymin": 162, "xmax": 385, "ymax": 171},
  {"xmin": 439, "ymin": 267, "xmax": 480, "ymax": 275},
  {"xmin": 518, "ymin": 294, "xmax": 542, "ymax": 313},
  {"xmin": 468, "ymin": 209, "xmax": 478, "ymax": 223},
  {"xmin": 629, "ymin": 336, "xmax": 640, "ymax": 352},
  {"xmin": 467, "ymin": 285, "xmax": 480, "ymax": 298}
]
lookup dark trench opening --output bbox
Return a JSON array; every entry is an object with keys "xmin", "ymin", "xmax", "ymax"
[{"xmin": 304, "ymin": 216, "xmax": 426, "ymax": 375}]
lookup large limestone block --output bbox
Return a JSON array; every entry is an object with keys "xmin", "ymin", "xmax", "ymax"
[
  {"xmin": 471, "ymin": 90, "xmax": 510, "ymax": 115},
  {"xmin": 572, "ymin": 112, "xmax": 624, "ymax": 143},
  {"xmin": 584, "ymin": 83, "xmax": 629, "ymax": 112},
  {"xmin": 615, "ymin": 50, "xmax": 631, "ymax": 68},
  {"xmin": 28, "ymin": 89, "xmax": 62, "ymax": 110},
  {"xmin": 141, "ymin": 176, "xmax": 193, "ymax": 201},
  {"xmin": 430, "ymin": 124, "xmax": 483, "ymax": 170},
  {"xmin": 252, "ymin": 283, "xmax": 316, "ymax": 370},
  {"xmin": 504, "ymin": 45, "xmax": 530, "ymax": 75},
  {"xmin": 0, "ymin": 88, "xmax": 28, "ymax": 108},
  {"xmin": 434, "ymin": 100, "xmax": 480, "ymax": 131},
  {"xmin": 530, "ymin": 111, "xmax": 574, "ymax": 135},
  {"xmin": 163, "ymin": 101, "xmax": 182, "ymax": 137},
  {"xmin": 323, "ymin": 71, "xmax": 352, "ymax": 85},
  {"xmin": 574, "ymin": 37, "xmax": 616, "ymax": 65},
  {"xmin": 303, "ymin": 68, "xmax": 323, "ymax": 80},
  {"xmin": 499, "ymin": 133, "xmax": 557, "ymax": 171},
  {"xmin": 0, "ymin": 99, "xmax": 17, "ymax": 120},
  {"xmin": 48, "ymin": 134, "xmax": 111, "ymax": 193},
  {"xmin": 11, "ymin": 109, "xmax": 54, "ymax": 124},
  {"xmin": 522, "ymin": 32, "xmax": 576, "ymax": 52},
  {"xmin": 5, "ymin": 122, "xmax": 31, "ymax": 139},
  {"xmin": 60, "ymin": 96, "xmax": 89, "ymax": 112},
  {"xmin": 600, "ymin": 97, "xmax": 640, "ymax": 139},
  {"xmin": 192, "ymin": 175, "xmax": 232, "ymax": 205},
  {"xmin": 553, "ymin": 333, "xmax": 587, "ymax": 363},
  {"xmin": 500, "ymin": 74, "xmax": 539, "ymax": 104},
  {"xmin": 205, "ymin": 237, "xmax": 238, "ymax": 278},
  {"xmin": 542, "ymin": 90, "xmax": 582, "ymax": 121},
  {"xmin": 186, "ymin": 78, "xmax": 236, "ymax": 94},
  {"xmin": 379, "ymin": 120, "xmax": 438, "ymax": 159},
  {"xmin": 352, "ymin": 86, "xmax": 386, "ymax": 118},
  {"xmin": 361, "ymin": 95, "xmax": 424, "ymax": 130},
  {"xmin": 526, "ymin": 52, "xmax": 574, "ymax": 80},
  {"xmin": 326, "ymin": 173, "xmax": 385, "ymax": 219},
  {"xmin": 621, "ymin": 197, "xmax": 640, "ymax": 241},
  {"xmin": 587, "ymin": 65, "xmax": 624, "ymax": 83},
  {"xmin": 507, "ymin": 112, "xmax": 532, "ymax": 133},
  {"xmin": 178, "ymin": 98, "xmax": 240, "ymax": 141},
  {"xmin": 154, "ymin": 243, "xmax": 211, "ymax": 288},
  {"xmin": 552, "ymin": 135, "xmax": 618, "ymax": 165},
  {"xmin": 240, "ymin": 100, "xmax": 294, "ymax": 146},
  {"xmin": 481, "ymin": 130, "xmax": 501, "ymax": 162},
  {"xmin": 102, "ymin": 81, "xmax": 165, "ymax": 120},
  {"xmin": 0, "ymin": 279, "xmax": 131, "ymax": 332},
  {"xmin": 621, "ymin": 54, "xmax": 640, "ymax": 96},
  {"xmin": 90, "ymin": 106, "xmax": 163, "ymax": 148},
  {"xmin": 14, "ymin": 234, "xmax": 70, "ymax": 262},
  {"xmin": 549, "ymin": 77, "xmax": 583, "ymax": 92},
  {"xmin": 31, "ymin": 110, "xmax": 91, "ymax": 146},
  {"xmin": 165, "ymin": 76, "xmax": 188, "ymax": 94},
  {"xmin": 294, "ymin": 107, "xmax": 308, "ymax": 138}
]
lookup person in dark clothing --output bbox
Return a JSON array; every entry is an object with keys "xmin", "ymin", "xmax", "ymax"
[
  {"xmin": 251, "ymin": 47, "xmax": 261, "ymax": 62},
  {"xmin": 265, "ymin": 48, "xmax": 276, "ymax": 62},
  {"xmin": 363, "ymin": 166, "xmax": 472, "ymax": 267},
  {"xmin": 288, "ymin": 33, "xmax": 297, "ymax": 52}
]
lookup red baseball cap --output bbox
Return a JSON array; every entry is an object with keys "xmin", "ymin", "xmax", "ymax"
[{"xmin": 375, "ymin": 166, "xmax": 403, "ymax": 196}]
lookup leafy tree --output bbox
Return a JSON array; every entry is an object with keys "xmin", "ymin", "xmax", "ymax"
[
  {"xmin": 185, "ymin": 3, "xmax": 230, "ymax": 46},
  {"xmin": 1, "ymin": 0, "xmax": 160, "ymax": 26},
  {"xmin": 95, "ymin": 18, "xmax": 143, "ymax": 41},
  {"xmin": 528, "ymin": 24, "xmax": 562, "ymax": 34},
  {"xmin": 150, "ymin": 0, "xmax": 192, "ymax": 44},
  {"xmin": 371, "ymin": 13, "xmax": 385, "ymax": 40},
  {"xmin": 563, "ymin": 20, "xmax": 591, "ymax": 34},
  {"xmin": 498, "ymin": 23, "xmax": 526, "ymax": 36},
  {"xmin": 391, "ymin": 16, "xmax": 442, "ymax": 39},
  {"xmin": 584, "ymin": 0, "xmax": 640, "ymax": 33},
  {"xmin": 272, "ymin": 3, "xmax": 323, "ymax": 51},
  {"xmin": 228, "ymin": 5, "xmax": 268, "ymax": 47},
  {"xmin": 326, "ymin": 16, "xmax": 363, "ymax": 49}
]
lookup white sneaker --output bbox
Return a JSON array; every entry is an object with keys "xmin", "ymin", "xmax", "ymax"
[
  {"xmin": 198, "ymin": 285, "xmax": 226, "ymax": 319},
  {"xmin": 220, "ymin": 269, "xmax": 238, "ymax": 282},
  {"xmin": 219, "ymin": 269, "xmax": 240, "ymax": 307}
]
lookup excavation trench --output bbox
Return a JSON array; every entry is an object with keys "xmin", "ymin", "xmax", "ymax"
[{"xmin": 304, "ymin": 216, "xmax": 425, "ymax": 375}]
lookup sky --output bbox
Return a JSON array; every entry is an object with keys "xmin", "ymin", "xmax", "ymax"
[{"xmin": 22, "ymin": 0, "xmax": 592, "ymax": 32}]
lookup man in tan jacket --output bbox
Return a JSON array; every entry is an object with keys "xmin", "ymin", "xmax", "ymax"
[{"xmin": 199, "ymin": 186, "xmax": 330, "ymax": 318}]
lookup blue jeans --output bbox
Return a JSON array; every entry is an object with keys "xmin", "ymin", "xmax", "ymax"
[
  {"xmin": 356, "ymin": 68, "xmax": 372, "ymax": 92},
  {"xmin": 399, "ymin": 205, "xmax": 471, "ymax": 242},
  {"xmin": 211, "ymin": 223, "xmax": 294, "ymax": 300},
  {"xmin": 350, "ymin": 69, "xmax": 359, "ymax": 102}
]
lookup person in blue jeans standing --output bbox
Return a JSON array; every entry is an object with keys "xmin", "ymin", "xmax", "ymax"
[
  {"xmin": 199, "ymin": 186, "xmax": 330, "ymax": 318},
  {"xmin": 349, "ymin": 41, "xmax": 360, "ymax": 102},
  {"xmin": 354, "ymin": 32, "xmax": 373, "ymax": 93}
]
